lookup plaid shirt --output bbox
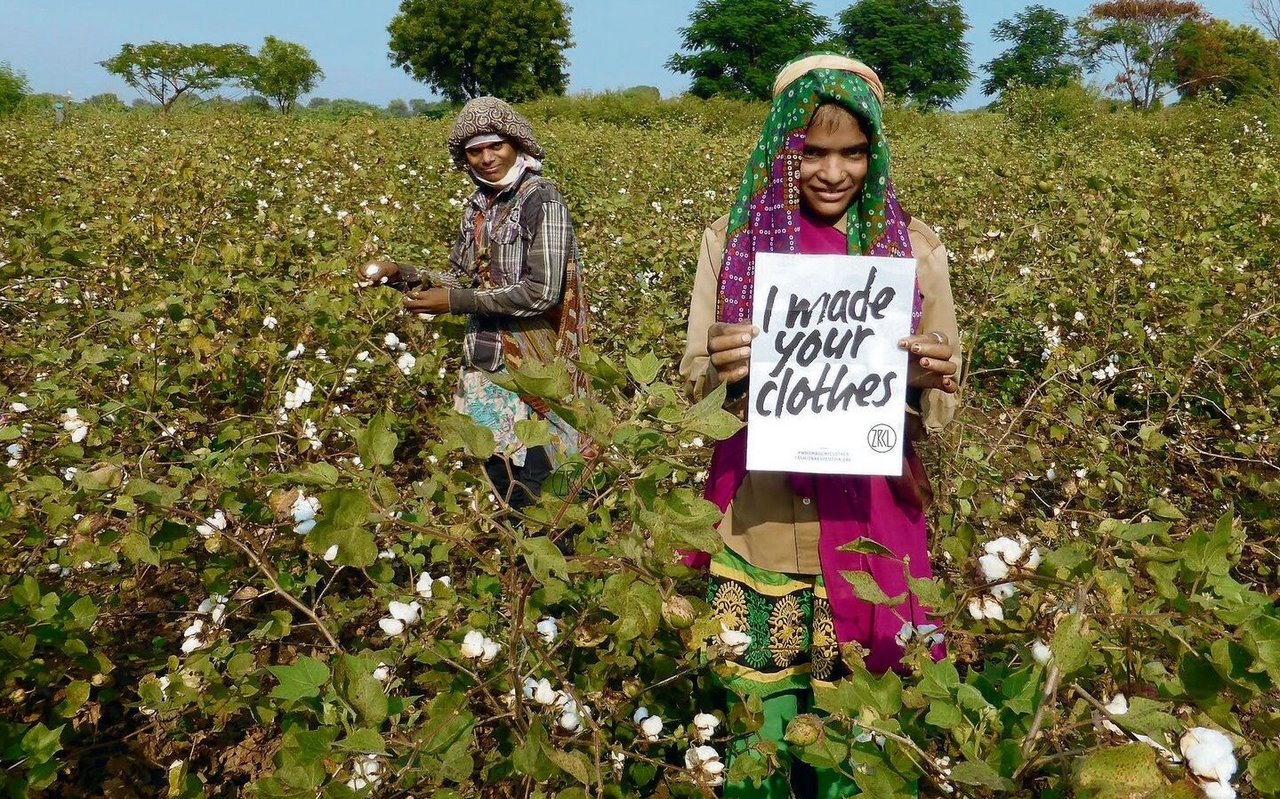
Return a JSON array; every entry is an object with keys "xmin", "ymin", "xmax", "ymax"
[{"xmin": 401, "ymin": 174, "xmax": 576, "ymax": 371}]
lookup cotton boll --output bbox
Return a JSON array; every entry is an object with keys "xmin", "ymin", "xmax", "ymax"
[
  {"xmin": 990, "ymin": 582, "xmax": 1017, "ymax": 600},
  {"xmin": 480, "ymin": 638, "xmax": 501, "ymax": 663},
  {"xmin": 378, "ymin": 617, "xmax": 405, "ymax": 636},
  {"xmin": 1180, "ymin": 728, "xmax": 1237, "ymax": 784},
  {"xmin": 640, "ymin": 714, "xmax": 664, "ymax": 741},
  {"xmin": 460, "ymin": 630, "xmax": 486, "ymax": 659},
  {"xmin": 1031, "ymin": 640, "xmax": 1052, "ymax": 665},
  {"xmin": 536, "ymin": 617, "xmax": 559, "ymax": 644},
  {"xmin": 558, "ymin": 708, "xmax": 582, "ymax": 732},
  {"xmin": 977, "ymin": 553, "xmax": 1011, "ymax": 582},
  {"xmin": 717, "ymin": 624, "xmax": 751, "ymax": 656},
  {"xmin": 372, "ymin": 663, "xmax": 390, "ymax": 682},
  {"xmin": 323, "ymin": 544, "xmax": 339, "ymax": 562},
  {"xmin": 632, "ymin": 706, "xmax": 651, "ymax": 723},
  {"xmin": 415, "ymin": 572, "xmax": 435, "ymax": 598},
  {"xmin": 388, "ymin": 600, "xmax": 421, "ymax": 625},
  {"xmin": 1202, "ymin": 781, "xmax": 1237, "ymax": 799},
  {"xmin": 180, "ymin": 636, "xmax": 204, "ymax": 654},
  {"xmin": 1104, "ymin": 694, "xmax": 1129, "ymax": 715},
  {"xmin": 533, "ymin": 678, "xmax": 558, "ymax": 706}
]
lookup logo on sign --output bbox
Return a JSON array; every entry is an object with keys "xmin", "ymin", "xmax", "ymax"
[{"xmin": 867, "ymin": 424, "xmax": 897, "ymax": 453}]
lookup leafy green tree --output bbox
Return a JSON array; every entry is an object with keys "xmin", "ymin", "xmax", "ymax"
[
  {"xmin": 386, "ymin": 98, "xmax": 411, "ymax": 118},
  {"xmin": 1076, "ymin": 0, "xmax": 1206, "ymax": 109},
  {"xmin": 243, "ymin": 36, "xmax": 324, "ymax": 114},
  {"xmin": 666, "ymin": 0, "xmax": 831, "ymax": 100},
  {"xmin": 836, "ymin": 0, "xmax": 972, "ymax": 109},
  {"xmin": 982, "ymin": 5, "xmax": 1082, "ymax": 96},
  {"xmin": 1, "ymin": 62, "xmax": 30, "ymax": 115},
  {"xmin": 387, "ymin": 0, "xmax": 572, "ymax": 103},
  {"xmin": 100, "ymin": 42, "xmax": 251, "ymax": 113},
  {"xmin": 1167, "ymin": 18, "xmax": 1280, "ymax": 100}
]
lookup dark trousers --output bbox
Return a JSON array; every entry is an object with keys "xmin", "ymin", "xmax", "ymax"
[{"xmin": 484, "ymin": 446, "xmax": 552, "ymax": 509}]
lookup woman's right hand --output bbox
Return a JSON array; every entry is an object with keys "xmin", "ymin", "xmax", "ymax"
[
  {"xmin": 707, "ymin": 322, "xmax": 759, "ymax": 383},
  {"xmin": 356, "ymin": 260, "xmax": 400, "ymax": 287}
]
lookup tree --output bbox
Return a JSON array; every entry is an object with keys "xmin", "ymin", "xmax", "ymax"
[
  {"xmin": 100, "ymin": 42, "xmax": 251, "ymax": 113},
  {"xmin": 982, "ymin": 5, "xmax": 1082, "ymax": 96},
  {"xmin": 666, "ymin": 0, "xmax": 830, "ymax": 100},
  {"xmin": 1167, "ymin": 18, "xmax": 1280, "ymax": 100},
  {"xmin": 835, "ymin": 0, "xmax": 972, "ymax": 109},
  {"xmin": 1251, "ymin": 0, "xmax": 1280, "ymax": 40},
  {"xmin": 1076, "ymin": 0, "xmax": 1206, "ymax": 109},
  {"xmin": 0, "ymin": 62, "xmax": 29, "ymax": 115},
  {"xmin": 387, "ymin": 0, "xmax": 572, "ymax": 103},
  {"xmin": 243, "ymin": 36, "xmax": 323, "ymax": 114},
  {"xmin": 386, "ymin": 98, "xmax": 411, "ymax": 118}
]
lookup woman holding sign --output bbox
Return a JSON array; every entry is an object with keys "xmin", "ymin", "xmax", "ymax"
[{"xmin": 678, "ymin": 54, "xmax": 961, "ymax": 797}]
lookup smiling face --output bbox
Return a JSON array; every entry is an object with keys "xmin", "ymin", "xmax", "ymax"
[
  {"xmin": 464, "ymin": 138, "xmax": 519, "ymax": 181},
  {"xmin": 798, "ymin": 103, "xmax": 870, "ymax": 224}
]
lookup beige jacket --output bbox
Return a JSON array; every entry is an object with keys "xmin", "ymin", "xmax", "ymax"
[{"xmin": 678, "ymin": 214, "xmax": 962, "ymax": 574}]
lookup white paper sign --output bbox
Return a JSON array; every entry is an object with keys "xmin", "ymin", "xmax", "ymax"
[{"xmin": 746, "ymin": 253, "xmax": 917, "ymax": 475}]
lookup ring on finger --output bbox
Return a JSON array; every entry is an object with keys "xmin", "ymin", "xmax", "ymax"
[{"xmin": 930, "ymin": 331, "xmax": 945, "ymax": 344}]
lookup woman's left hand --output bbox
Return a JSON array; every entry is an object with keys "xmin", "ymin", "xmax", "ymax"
[
  {"xmin": 403, "ymin": 288, "xmax": 451, "ymax": 315},
  {"xmin": 900, "ymin": 331, "xmax": 958, "ymax": 393}
]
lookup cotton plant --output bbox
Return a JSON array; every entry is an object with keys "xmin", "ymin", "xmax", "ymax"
[
  {"xmin": 715, "ymin": 623, "xmax": 751, "ymax": 657},
  {"xmin": 291, "ymin": 493, "xmax": 321, "ymax": 534},
  {"xmin": 970, "ymin": 534, "xmax": 1042, "ymax": 618},
  {"xmin": 282, "ymin": 378, "xmax": 314, "ymax": 411},
  {"xmin": 345, "ymin": 754, "xmax": 382, "ymax": 792},
  {"xmin": 684, "ymin": 744, "xmax": 725, "ymax": 787},
  {"xmin": 535, "ymin": 617, "xmax": 559, "ymax": 645},
  {"xmin": 195, "ymin": 510, "xmax": 227, "ymax": 539},
  {"xmin": 894, "ymin": 622, "xmax": 944, "ymax": 649},
  {"xmin": 691, "ymin": 712, "xmax": 720, "ymax": 743},
  {"xmin": 633, "ymin": 707, "xmax": 664, "ymax": 741},
  {"xmin": 460, "ymin": 629, "xmax": 501, "ymax": 663},
  {"xmin": 414, "ymin": 571, "xmax": 451, "ymax": 599},
  {"xmin": 61, "ymin": 408, "xmax": 89, "ymax": 443},
  {"xmin": 377, "ymin": 600, "xmax": 422, "ymax": 636}
]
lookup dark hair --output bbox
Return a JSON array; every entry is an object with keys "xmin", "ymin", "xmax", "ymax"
[{"xmin": 808, "ymin": 102, "xmax": 867, "ymax": 136}]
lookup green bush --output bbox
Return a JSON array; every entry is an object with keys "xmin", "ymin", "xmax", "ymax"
[{"xmin": 0, "ymin": 62, "xmax": 29, "ymax": 115}]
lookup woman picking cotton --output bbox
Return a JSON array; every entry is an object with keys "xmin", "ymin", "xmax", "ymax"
[
  {"xmin": 678, "ymin": 54, "xmax": 962, "ymax": 796},
  {"xmin": 360, "ymin": 97, "xmax": 589, "ymax": 510}
]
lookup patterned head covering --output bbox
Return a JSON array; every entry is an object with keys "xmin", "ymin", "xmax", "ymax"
[
  {"xmin": 446, "ymin": 96, "xmax": 546, "ymax": 169},
  {"xmin": 717, "ymin": 52, "xmax": 915, "ymax": 328}
]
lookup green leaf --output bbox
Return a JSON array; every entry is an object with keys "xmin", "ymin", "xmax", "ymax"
[
  {"xmin": 1247, "ymin": 750, "xmax": 1280, "ymax": 794},
  {"xmin": 54, "ymin": 680, "xmax": 91, "ymax": 718},
  {"xmin": 305, "ymin": 489, "xmax": 376, "ymax": 567},
  {"xmin": 1242, "ymin": 613, "xmax": 1280, "ymax": 683},
  {"xmin": 269, "ymin": 656, "xmax": 330, "ymax": 701},
  {"xmin": 515, "ymin": 418, "xmax": 553, "ymax": 447},
  {"xmin": 334, "ymin": 728, "xmax": 387, "ymax": 755},
  {"xmin": 120, "ymin": 532, "xmax": 162, "ymax": 566},
  {"xmin": 1050, "ymin": 613, "xmax": 1092, "ymax": 675},
  {"xmin": 949, "ymin": 759, "xmax": 1015, "ymax": 790},
  {"xmin": 0, "ymin": 491, "xmax": 13, "ymax": 519},
  {"xmin": 521, "ymin": 536, "xmax": 568, "ymax": 583},
  {"xmin": 839, "ymin": 571, "xmax": 905, "ymax": 606},
  {"xmin": 356, "ymin": 412, "xmax": 399, "ymax": 467},
  {"xmin": 436, "ymin": 411, "xmax": 497, "ymax": 460},
  {"xmin": 334, "ymin": 655, "xmax": 389, "ymax": 725},
  {"xmin": 625, "ymin": 351, "xmax": 662, "ymax": 385},
  {"xmin": 546, "ymin": 748, "xmax": 593, "ymax": 786},
  {"xmin": 1147, "ymin": 496, "xmax": 1185, "ymax": 521},
  {"xmin": 20, "ymin": 723, "xmax": 64, "ymax": 763},
  {"xmin": 1074, "ymin": 745, "xmax": 1167, "ymax": 793},
  {"xmin": 837, "ymin": 538, "xmax": 896, "ymax": 558}
]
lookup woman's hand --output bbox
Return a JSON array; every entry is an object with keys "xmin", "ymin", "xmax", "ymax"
[
  {"xmin": 900, "ymin": 331, "xmax": 958, "ymax": 393},
  {"xmin": 357, "ymin": 260, "xmax": 400, "ymax": 287},
  {"xmin": 707, "ymin": 322, "xmax": 759, "ymax": 383},
  {"xmin": 403, "ymin": 288, "xmax": 451, "ymax": 315}
]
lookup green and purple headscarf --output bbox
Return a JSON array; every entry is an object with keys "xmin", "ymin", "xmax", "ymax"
[{"xmin": 716, "ymin": 54, "xmax": 917, "ymax": 328}]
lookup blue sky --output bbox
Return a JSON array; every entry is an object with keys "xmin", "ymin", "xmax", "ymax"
[{"xmin": 0, "ymin": 0, "xmax": 1263, "ymax": 110}]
